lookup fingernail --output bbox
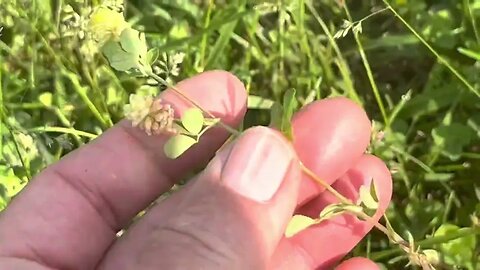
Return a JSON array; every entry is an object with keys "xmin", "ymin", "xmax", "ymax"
[{"xmin": 220, "ymin": 126, "xmax": 295, "ymax": 202}]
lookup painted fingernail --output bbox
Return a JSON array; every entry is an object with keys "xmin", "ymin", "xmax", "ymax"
[{"xmin": 220, "ymin": 126, "xmax": 295, "ymax": 202}]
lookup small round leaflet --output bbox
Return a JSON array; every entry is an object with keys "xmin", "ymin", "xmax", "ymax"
[
  {"xmin": 181, "ymin": 108, "xmax": 205, "ymax": 135},
  {"xmin": 285, "ymin": 215, "xmax": 316, "ymax": 237},
  {"xmin": 163, "ymin": 134, "xmax": 197, "ymax": 159}
]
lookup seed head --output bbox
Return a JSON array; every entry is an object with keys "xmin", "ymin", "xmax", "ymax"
[{"xmin": 123, "ymin": 94, "xmax": 177, "ymax": 136}]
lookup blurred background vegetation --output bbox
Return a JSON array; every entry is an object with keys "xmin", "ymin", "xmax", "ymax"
[{"xmin": 1, "ymin": 0, "xmax": 480, "ymax": 269}]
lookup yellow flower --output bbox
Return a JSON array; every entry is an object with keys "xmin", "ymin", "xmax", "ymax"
[{"xmin": 87, "ymin": 6, "xmax": 129, "ymax": 46}]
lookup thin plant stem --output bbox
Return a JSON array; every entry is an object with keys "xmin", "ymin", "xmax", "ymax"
[
  {"xmin": 63, "ymin": 71, "xmax": 110, "ymax": 128},
  {"xmin": 305, "ymin": 1, "xmax": 362, "ymax": 104},
  {"xmin": 147, "ymin": 71, "xmax": 241, "ymax": 137},
  {"xmin": 466, "ymin": 0, "xmax": 480, "ymax": 44},
  {"xmin": 382, "ymin": 0, "xmax": 480, "ymax": 98},
  {"xmin": 344, "ymin": 5, "xmax": 388, "ymax": 124},
  {"xmin": 300, "ymin": 162, "xmax": 412, "ymax": 256},
  {"xmin": 28, "ymin": 126, "xmax": 99, "ymax": 139},
  {"xmin": 354, "ymin": 7, "xmax": 389, "ymax": 25},
  {"xmin": 149, "ymin": 66, "xmax": 419, "ymax": 262}
]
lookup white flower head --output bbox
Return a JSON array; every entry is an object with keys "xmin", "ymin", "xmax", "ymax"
[
  {"xmin": 123, "ymin": 93, "xmax": 177, "ymax": 136},
  {"xmin": 123, "ymin": 93, "xmax": 154, "ymax": 126},
  {"xmin": 170, "ymin": 52, "xmax": 186, "ymax": 76}
]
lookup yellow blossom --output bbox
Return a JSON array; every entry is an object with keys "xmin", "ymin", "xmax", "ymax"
[{"xmin": 87, "ymin": 6, "xmax": 129, "ymax": 46}]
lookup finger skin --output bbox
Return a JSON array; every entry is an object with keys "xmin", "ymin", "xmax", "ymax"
[
  {"xmin": 0, "ymin": 71, "xmax": 247, "ymax": 270},
  {"xmin": 280, "ymin": 155, "xmax": 392, "ymax": 269},
  {"xmin": 102, "ymin": 98, "xmax": 377, "ymax": 270},
  {"xmin": 335, "ymin": 257, "xmax": 380, "ymax": 270},
  {"xmin": 99, "ymin": 127, "xmax": 302, "ymax": 270},
  {"xmin": 292, "ymin": 97, "xmax": 371, "ymax": 205}
]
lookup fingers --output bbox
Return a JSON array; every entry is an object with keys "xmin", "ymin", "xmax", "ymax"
[
  {"xmin": 289, "ymin": 155, "xmax": 393, "ymax": 269},
  {"xmin": 335, "ymin": 257, "xmax": 380, "ymax": 270},
  {"xmin": 100, "ymin": 98, "xmax": 378, "ymax": 270},
  {"xmin": 98, "ymin": 127, "xmax": 302, "ymax": 270},
  {"xmin": 291, "ymin": 97, "xmax": 372, "ymax": 205},
  {"xmin": 0, "ymin": 71, "xmax": 247, "ymax": 270}
]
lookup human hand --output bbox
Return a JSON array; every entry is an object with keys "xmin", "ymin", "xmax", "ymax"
[{"xmin": 0, "ymin": 71, "xmax": 392, "ymax": 270}]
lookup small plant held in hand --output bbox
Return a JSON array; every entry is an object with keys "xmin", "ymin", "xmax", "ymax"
[
  {"xmin": 123, "ymin": 93, "xmax": 220, "ymax": 159},
  {"xmin": 87, "ymin": 4, "xmax": 223, "ymax": 158},
  {"xmin": 86, "ymin": 3, "xmax": 442, "ymax": 270}
]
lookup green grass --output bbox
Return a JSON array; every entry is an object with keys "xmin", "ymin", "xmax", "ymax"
[{"xmin": 1, "ymin": 0, "xmax": 480, "ymax": 269}]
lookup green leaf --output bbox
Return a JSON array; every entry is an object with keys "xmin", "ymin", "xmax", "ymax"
[
  {"xmin": 163, "ymin": 134, "xmax": 197, "ymax": 159},
  {"xmin": 359, "ymin": 182, "xmax": 379, "ymax": 210},
  {"xmin": 282, "ymin": 88, "xmax": 298, "ymax": 134},
  {"xmin": 285, "ymin": 215, "xmax": 316, "ymax": 237},
  {"xmin": 247, "ymin": 95, "xmax": 275, "ymax": 110},
  {"xmin": 147, "ymin": 48, "xmax": 160, "ymax": 66},
  {"xmin": 318, "ymin": 203, "xmax": 363, "ymax": 222},
  {"xmin": 269, "ymin": 89, "xmax": 298, "ymax": 140},
  {"xmin": 38, "ymin": 92, "xmax": 52, "ymax": 107},
  {"xmin": 422, "ymin": 249, "xmax": 441, "ymax": 266},
  {"xmin": 101, "ymin": 28, "xmax": 151, "ymax": 75},
  {"xmin": 119, "ymin": 28, "xmax": 148, "ymax": 56},
  {"xmin": 0, "ymin": 166, "xmax": 27, "ymax": 198},
  {"xmin": 458, "ymin": 47, "xmax": 480, "ymax": 61},
  {"xmin": 101, "ymin": 41, "xmax": 140, "ymax": 73},
  {"xmin": 433, "ymin": 224, "xmax": 476, "ymax": 268},
  {"xmin": 181, "ymin": 108, "xmax": 204, "ymax": 135},
  {"xmin": 204, "ymin": 3, "xmax": 246, "ymax": 69},
  {"xmin": 424, "ymin": 172, "xmax": 454, "ymax": 182},
  {"xmin": 407, "ymin": 230, "xmax": 415, "ymax": 249},
  {"xmin": 269, "ymin": 102, "xmax": 284, "ymax": 129},
  {"xmin": 467, "ymin": 114, "xmax": 480, "ymax": 137},
  {"xmin": 431, "ymin": 123, "xmax": 475, "ymax": 160}
]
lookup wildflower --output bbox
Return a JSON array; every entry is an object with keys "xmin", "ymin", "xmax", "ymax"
[
  {"xmin": 170, "ymin": 52, "xmax": 186, "ymax": 76},
  {"xmin": 123, "ymin": 94, "xmax": 177, "ymax": 136},
  {"xmin": 153, "ymin": 52, "xmax": 186, "ymax": 77},
  {"xmin": 124, "ymin": 93, "xmax": 153, "ymax": 126},
  {"xmin": 87, "ymin": 6, "xmax": 129, "ymax": 46}
]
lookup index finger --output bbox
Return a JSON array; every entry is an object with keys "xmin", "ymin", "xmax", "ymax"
[{"xmin": 0, "ymin": 70, "xmax": 247, "ymax": 270}]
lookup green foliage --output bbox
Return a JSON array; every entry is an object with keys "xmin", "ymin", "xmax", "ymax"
[
  {"xmin": 163, "ymin": 108, "xmax": 213, "ymax": 159},
  {"xmin": 101, "ymin": 28, "xmax": 151, "ymax": 75},
  {"xmin": 269, "ymin": 88, "xmax": 298, "ymax": 140},
  {"xmin": 434, "ymin": 224, "xmax": 477, "ymax": 269},
  {"xmin": 284, "ymin": 214, "xmax": 316, "ymax": 237},
  {"xmin": 358, "ymin": 182, "xmax": 379, "ymax": 211},
  {"xmin": 432, "ymin": 123, "xmax": 475, "ymax": 160},
  {"xmin": 318, "ymin": 203, "xmax": 364, "ymax": 222},
  {"xmin": 181, "ymin": 108, "xmax": 204, "ymax": 135},
  {"xmin": 163, "ymin": 134, "xmax": 197, "ymax": 159}
]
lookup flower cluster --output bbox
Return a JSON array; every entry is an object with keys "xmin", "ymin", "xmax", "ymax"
[
  {"xmin": 123, "ymin": 94, "xmax": 177, "ymax": 136},
  {"xmin": 87, "ymin": 6, "xmax": 129, "ymax": 46}
]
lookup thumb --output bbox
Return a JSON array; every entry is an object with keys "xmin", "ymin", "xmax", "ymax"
[
  {"xmin": 101, "ymin": 126, "xmax": 301, "ymax": 269},
  {"xmin": 173, "ymin": 126, "xmax": 301, "ymax": 268}
]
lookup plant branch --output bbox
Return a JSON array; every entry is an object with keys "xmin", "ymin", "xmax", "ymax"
[
  {"xmin": 300, "ymin": 162, "xmax": 412, "ymax": 256},
  {"xmin": 147, "ymin": 71, "xmax": 241, "ymax": 137},
  {"xmin": 343, "ymin": 4, "xmax": 388, "ymax": 125}
]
